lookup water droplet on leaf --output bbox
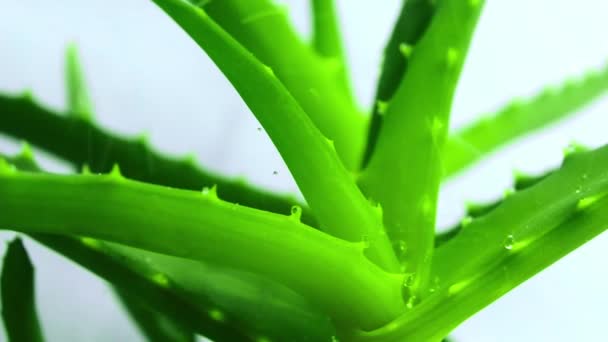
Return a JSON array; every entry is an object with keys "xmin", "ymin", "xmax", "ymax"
[
  {"xmin": 290, "ymin": 206, "xmax": 302, "ymax": 221},
  {"xmin": 208, "ymin": 308, "xmax": 225, "ymax": 322},
  {"xmin": 376, "ymin": 101, "xmax": 389, "ymax": 115},
  {"xmin": 403, "ymin": 273, "xmax": 414, "ymax": 288},
  {"xmin": 399, "ymin": 43, "xmax": 413, "ymax": 58},
  {"xmin": 460, "ymin": 216, "xmax": 473, "ymax": 227},
  {"xmin": 406, "ymin": 295, "xmax": 418, "ymax": 309},
  {"xmin": 503, "ymin": 234, "xmax": 515, "ymax": 250},
  {"xmin": 446, "ymin": 48, "xmax": 459, "ymax": 67},
  {"xmin": 151, "ymin": 273, "xmax": 170, "ymax": 288}
]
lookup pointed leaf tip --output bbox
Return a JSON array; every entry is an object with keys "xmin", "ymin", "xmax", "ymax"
[
  {"xmin": 2, "ymin": 237, "xmax": 45, "ymax": 342},
  {"xmin": 563, "ymin": 142, "xmax": 590, "ymax": 158},
  {"xmin": 20, "ymin": 89, "xmax": 34, "ymax": 101},
  {"xmin": 201, "ymin": 184, "xmax": 219, "ymax": 200},
  {"xmin": 81, "ymin": 163, "xmax": 92, "ymax": 175},
  {"xmin": 19, "ymin": 142, "xmax": 35, "ymax": 162},
  {"xmin": 110, "ymin": 163, "xmax": 124, "ymax": 179},
  {"xmin": 65, "ymin": 42, "xmax": 94, "ymax": 121}
]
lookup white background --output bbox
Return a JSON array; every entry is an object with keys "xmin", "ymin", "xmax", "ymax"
[{"xmin": 1, "ymin": 0, "xmax": 608, "ymax": 340}]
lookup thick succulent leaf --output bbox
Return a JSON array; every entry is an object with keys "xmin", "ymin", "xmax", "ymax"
[
  {"xmin": 34, "ymin": 234, "xmax": 336, "ymax": 341},
  {"xmin": 443, "ymin": 63, "xmax": 608, "ymax": 178},
  {"xmin": 0, "ymin": 163, "xmax": 404, "ymax": 330},
  {"xmin": 0, "ymin": 93, "xmax": 316, "ymax": 226},
  {"xmin": 152, "ymin": 0, "xmax": 400, "ymax": 272},
  {"xmin": 105, "ymin": 243, "xmax": 336, "ymax": 342},
  {"xmin": 434, "ymin": 144, "xmax": 608, "ymax": 284},
  {"xmin": 362, "ymin": 0, "xmax": 435, "ymax": 166},
  {"xmin": 30, "ymin": 234, "xmax": 246, "ymax": 341},
  {"xmin": 436, "ymin": 168, "xmax": 551, "ymax": 247},
  {"xmin": 2, "ymin": 150, "xmax": 335, "ymax": 340},
  {"xmin": 359, "ymin": 0, "xmax": 485, "ymax": 292},
  {"xmin": 202, "ymin": 0, "xmax": 365, "ymax": 169},
  {"xmin": 353, "ymin": 144, "xmax": 608, "ymax": 340},
  {"xmin": 1, "ymin": 238, "xmax": 45, "ymax": 342}
]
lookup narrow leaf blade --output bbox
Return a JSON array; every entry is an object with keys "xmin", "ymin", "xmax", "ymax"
[
  {"xmin": 1, "ymin": 238, "xmax": 45, "ymax": 342},
  {"xmin": 65, "ymin": 44, "xmax": 93, "ymax": 120},
  {"xmin": 362, "ymin": 0, "xmax": 435, "ymax": 166},
  {"xmin": 443, "ymin": 63, "xmax": 608, "ymax": 178}
]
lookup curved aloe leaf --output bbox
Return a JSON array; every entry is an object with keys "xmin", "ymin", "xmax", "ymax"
[
  {"xmin": 104, "ymin": 242, "xmax": 336, "ymax": 342},
  {"xmin": 436, "ymin": 168, "xmax": 551, "ymax": 247},
  {"xmin": 360, "ymin": 0, "xmax": 485, "ymax": 292},
  {"xmin": 362, "ymin": 0, "xmax": 435, "ymax": 166},
  {"xmin": 353, "ymin": 144, "xmax": 608, "ymax": 341},
  {"xmin": 33, "ymin": 234, "xmax": 336, "ymax": 341},
  {"xmin": 152, "ymin": 0, "xmax": 400, "ymax": 272},
  {"xmin": 1, "ymin": 238, "xmax": 45, "ymax": 342},
  {"xmin": 0, "ymin": 93, "xmax": 316, "ymax": 226},
  {"xmin": 30, "ymin": 234, "xmax": 247, "ymax": 341},
  {"xmin": 0, "ymin": 163, "xmax": 404, "ymax": 330},
  {"xmin": 443, "ymin": 63, "xmax": 608, "ymax": 178},
  {"xmin": 431, "ymin": 144, "xmax": 608, "ymax": 302},
  {"xmin": 2, "ymin": 149, "xmax": 335, "ymax": 341},
  {"xmin": 202, "ymin": 0, "xmax": 365, "ymax": 169}
]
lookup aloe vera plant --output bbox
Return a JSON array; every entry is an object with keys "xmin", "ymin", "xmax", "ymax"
[{"xmin": 1, "ymin": 0, "xmax": 608, "ymax": 341}]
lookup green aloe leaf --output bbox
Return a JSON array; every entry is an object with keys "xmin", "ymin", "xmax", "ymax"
[
  {"xmin": 3, "ymin": 145, "xmax": 335, "ymax": 341},
  {"xmin": 360, "ymin": 0, "xmax": 485, "ymax": 293},
  {"xmin": 362, "ymin": 0, "xmax": 435, "ymax": 166},
  {"xmin": 63, "ymin": 44, "xmax": 195, "ymax": 342},
  {"xmin": 64, "ymin": 43, "xmax": 93, "ymax": 120},
  {"xmin": 115, "ymin": 290, "xmax": 195, "ymax": 342},
  {"xmin": 1, "ymin": 238, "xmax": 45, "ymax": 342},
  {"xmin": 310, "ymin": 0, "xmax": 352, "ymax": 99},
  {"xmin": 0, "ymin": 162, "xmax": 404, "ymax": 330},
  {"xmin": 353, "ymin": 144, "xmax": 608, "ymax": 341},
  {"xmin": 30, "ymin": 234, "xmax": 247, "ymax": 341},
  {"xmin": 443, "ymin": 63, "xmax": 608, "ymax": 178},
  {"xmin": 436, "ymin": 168, "xmax": 551, "ymax": 247},
  {"xmin": 152, "ymin": 0, "xmax": 400, "ymax": 272},
  {"xmin": 202, "ymin": 0, "xmax": 365, "ymax": 168},
  {"xmin": 0, "ymin": 93, "xmax": 315, "ymax": 226}
]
